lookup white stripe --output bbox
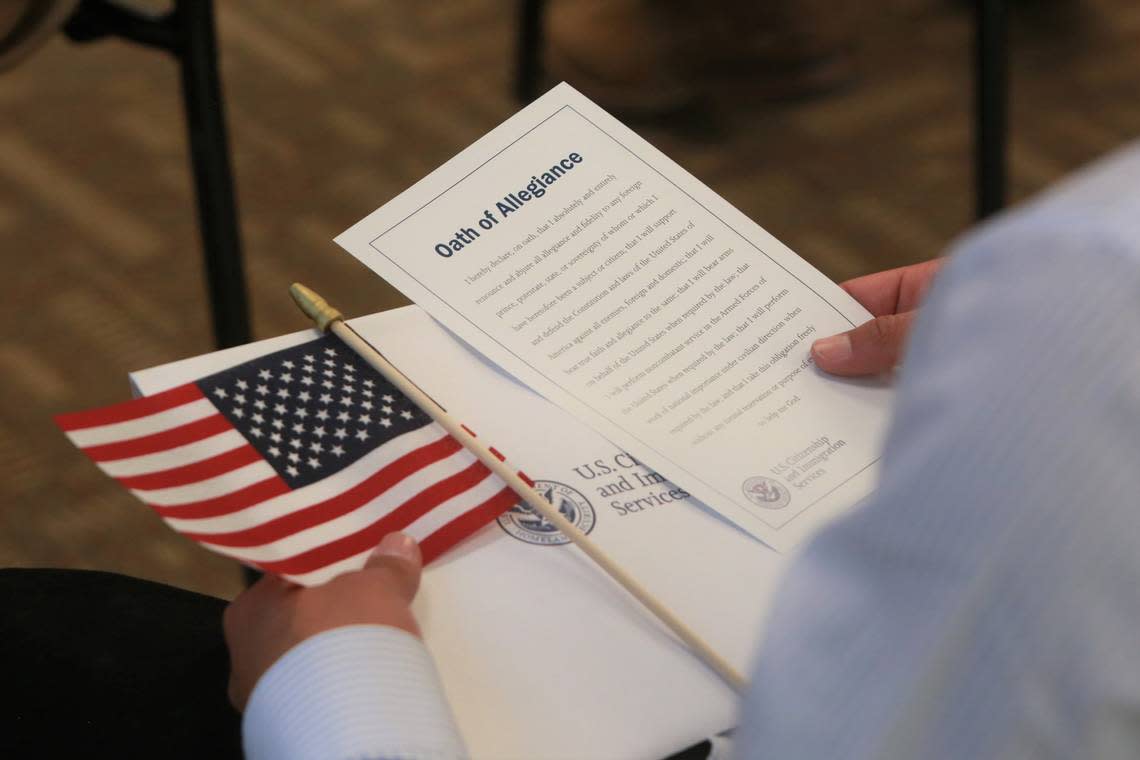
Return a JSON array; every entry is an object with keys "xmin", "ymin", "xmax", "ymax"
[
  {"xmin": 190, "ymin": 448, "xmax": 483, "ymax": 562},
  {"xmin": 99, "ymin": 430, "xmax": 246, "ymax": 477},
  {"xmin": 157, "ymin": 424, "xmax": 449, "ymax": 519},
  {"xmin": 403, "ymin": 472, "xmax": 510, "ymax": 540},
  {"xmin": 132, "ymin": 460, "xmax": 277, "ymax": 506},
  {"xmin": 279, "ymin": 550, "xmax": 372, "ymax": 587},
  {"xmin": 66, "ymin": 399, "xmax": 216, "ymax": 447}
]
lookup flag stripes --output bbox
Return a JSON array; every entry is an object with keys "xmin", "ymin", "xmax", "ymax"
[{"xmin": 57, "ymin": 337, "xmax": 521, "ymax": 585}]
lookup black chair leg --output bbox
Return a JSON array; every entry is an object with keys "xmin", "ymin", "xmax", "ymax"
[
  {"xmin": 173, "ymin": 0, "xmax": 251, "ymax": 349},
  {"xmin": 65, "ymin": 0, "xmax": 252, "ymax": 350},
  {"xmin": 975, "ymin": 0, "xmax": 1008, "ymax": 220},
  {"xmin": 516, "ymin": 0, "xmax": 547, "ymax": 104}
]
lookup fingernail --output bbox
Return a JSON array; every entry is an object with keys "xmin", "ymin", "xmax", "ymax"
[
  {"xmin": 373, "ymin": 532, "xmax": 417, "ymax": 561},
  {"xmin": 812, "ymin": 334, "xmax": 852, "ymax": 364}
]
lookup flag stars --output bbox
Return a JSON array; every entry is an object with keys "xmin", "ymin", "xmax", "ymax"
[
  {"xmin": 381, "ymin": 405, "xmax": 394, "ymax": 415},
  {"xmin": 316, "ymin": 409, "xmax": 329, "ymax": 421},
  {"xmin": 212, "ymin": 387, "xmax": 228, "ymax": 399},
  {"xmin": 276, "ymin": 388, "xmax": 291, "ymax": 399},
  {"xmin": 234, "ymin": 394, "xmax": 246, "ymax": 405},
  {"xmin": 321, "ymin": 379, "xmax": 335, "ymax": 390},
  {"xmin": 301, "ymin": 364, "xmax": 314, "ymax": 374},
  {"xmin": 280, "ymin": 372, "xmax": 294, "ymax": 384},
  {"xmin": 289, "ymin": 439, "xmax": 302, "ymax": 450},
  {"xmin": 355, "ymin": 429, "xmax": 370, "ymax": 442},
  {"xmin": 400, "ymin": 410, "xmax": 414, "ymax": 420},
  {"xmin": 334, "ymin": 427, "xmax": 348, "ymax": 439},
  {"xmin": 331, "ymin": 444, "xmax": 345, "ymax": 457},
  {"xmin": 339, "ymin": 396, "xmax": 353, "ymax": 407},
  {"xmin": 307, "ymin": 457, "xmax": 320, "ymax": 469},
  {"xmin": 323, "ymin": 368, "xmax": 335, "ymax": 378},
  {"xmin": 294, "ymin": 408, "xmax": 309, "ymax": 420},
  {"xmin": 361, "ymin": 400, "xmax": 373, "ymax": 411},
  {"xmin": 300, "ymin": 376, "xmax": 314, "ymax": 386},
  {"xmin": 251, "ymin": 413, "xmax": 264, "ymax": 424},
  {"xmin": 337, "ymin": 411, "xmax": 351, "ymax": 423},
  {"xmin": 381, "ymin": 393, "xmax": 392, "ymax": 402},
  {"xmin": 256, "ymin": 384, "xmax": 269, "ymax": 396},
  {"xmin": 254, "ymin": 399, "xmax": 266, "ymax": 410},
  {"xmin": 270, "ymin": 432, "xmax": 282, "ymax": 444},
  {"xmin": 267, "ymin": 446, "xmax": 281, "ymax": 457},
  {"xmin": 319, "ymin": 393, "xmax": 333, "ymax": 404},
  {"xmin": 286, "ymin": 465, "xmax": 299, "ymax": 477},
  {"xmin": 359, "ymin": 414, "xmax": 372, "ymax": 425},
  {"xmin": 232, "ymin": 408, "xmax": 245, "ymax": 419},
  {"xmin": 380, "ymin": 418, "xmax": 392, "ymax": 428},
  {"xmin": 271, "ymin": 419, "xmax": 284, "ymax": 430},
  {"xmin": 287, "ymin": 452, "xmax": 300, "ymax": 463},
  {"xmin": 362, "ymin": 389, "xmax": 373, "ymax": 398},
  {"xmin": 309, "ymin": 442, "xmax": 324, "ymax": 454},
  {"xmin": 282, "ymin": 360, "xmax": 295, "ymax": 369},
  {"xmin": 324, "ymin": 348, "xmax": 337, "ymax": 356},
  {"xmin": 303, "ymin": 354, "xmax": 315, "ymax": 363},
  {"xmin": 312, "ymin": 426, "xmax": 326, "ymax": 438},
  {"xmin": 235, "ymin": 379, "xmax": 248, "ymax": 391},
  {"xmin": 292, "ymin": 422, "xmax": 305, "ymax": 434},
  {"xmin": 274, "ymin": 403, "xmax": 287, "ymax": 415},
  {"xmin": 249, "ymin": 426, "xmax": 262, "ymax": 438},
  {"xmin": 259, "ymin": 369, "xmax": 272, "ymax": 380},
  {"xmin": 297, "ymin": 391, "xmax": 311, "ymax": 403}
]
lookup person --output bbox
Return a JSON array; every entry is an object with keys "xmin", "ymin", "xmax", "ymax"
[{"xmin": 222, "ymin": 139, "xmax": 1140, "ymax": 759}]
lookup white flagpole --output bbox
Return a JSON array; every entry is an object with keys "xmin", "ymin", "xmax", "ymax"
[{"xmin": 290, "ymin": 283, "xmax": 747, "ymax": 692}]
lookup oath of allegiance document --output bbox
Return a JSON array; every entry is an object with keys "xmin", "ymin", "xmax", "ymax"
[{"xmin": 336, "ymin": 83, "xmax": 892, "ymax": 549}]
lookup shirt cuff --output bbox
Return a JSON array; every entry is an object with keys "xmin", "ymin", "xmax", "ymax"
[{"xmin": 243, "ymin": 625, "xmax": 467, "ymax": 760}]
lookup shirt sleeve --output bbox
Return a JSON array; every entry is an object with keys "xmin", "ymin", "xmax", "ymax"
[
  {"xmin": 736, "ymin": 143, "xmax": 1140, "ymax": 759},
  {"xmin": 242, "ymin": 625, "xmax": 467, "ymax": 760}
]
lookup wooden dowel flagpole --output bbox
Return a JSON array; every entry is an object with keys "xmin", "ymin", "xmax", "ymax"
[{"xmin": 289, "ymin": 283, "xmax": 748, "ymax": 693}]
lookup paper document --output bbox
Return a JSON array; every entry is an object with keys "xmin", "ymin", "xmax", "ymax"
[
  {"xmin": 132, "ymin": 307, "xmax": 788, "ymax": 760},
  {"xmin": 336, "ymin": 83, "xmax": 890, "ymax": 548}
]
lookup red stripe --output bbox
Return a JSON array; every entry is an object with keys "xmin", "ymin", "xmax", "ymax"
[
  {"xmin": 184, "ymin": 436, "xmax": 465, "ymax": 548},
  {"xmin": 517, "ymin": 471, "xmax": 534, "ymax": 487},
  {"xmin": 242, "ymin": 461, "xmax": 495, "ymax": 574},
  {"xmin": 489, "ymin": 447, "xmax": 505, "ymax": 462},
  {"xmin": 419, "ymin": 486, "xmax": 519, "ymax": 564},
  {"xmin": 55, "ymin": 384, "xmax": 205, "ymax": 431},
  {"xmin": 148, "ymin": 476, "xmax": 291, "ymax": 519},
  {"xmin": 460, "ymin": 424, "xmax": 476, "ymax": 437},
  {"xmin": 84, "ymin": 414, "xmax": 232, "ymax": 462},
  {"xmin": 116, "ymin": 445, "xmax": 262, "ymax": 490}
]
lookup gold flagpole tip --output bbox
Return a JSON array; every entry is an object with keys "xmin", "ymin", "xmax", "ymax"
[{"xmin": 289, "ymin": 282, "xmax": 344, "ymax": 332}]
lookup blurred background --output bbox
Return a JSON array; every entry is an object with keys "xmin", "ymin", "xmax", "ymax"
[{"xmin": 2, "ymin": 0, "xmax": 1137, "ymax": 600}]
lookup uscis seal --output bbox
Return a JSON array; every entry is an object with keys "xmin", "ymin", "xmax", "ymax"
[
  {"xmin": 497, "ymin": 479, "xmax": 596, "ymax": 546},
  {"xmin": 741, "ymin": 476, "xmax": 791, "ymax": 510}
]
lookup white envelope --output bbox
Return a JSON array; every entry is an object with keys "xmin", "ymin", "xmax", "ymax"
[{"xmin": 132, "ymin": 306, "xmax": 791, "ymax": 760}]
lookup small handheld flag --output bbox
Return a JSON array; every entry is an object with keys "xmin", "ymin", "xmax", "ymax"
[{"xmin": 56, "ymin": 334, "xmax": 519, "ymax": 586}]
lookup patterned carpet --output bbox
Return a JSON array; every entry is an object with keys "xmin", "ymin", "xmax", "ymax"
[{"xmin": 2, "ymin": 0, "xmax": 1138, "ymax": 599}]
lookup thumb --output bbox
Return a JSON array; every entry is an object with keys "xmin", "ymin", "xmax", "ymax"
[
  {"xmin": 362, "ymin": 532, "xmax": 423, "ymax": 602},
  {"xmin": 811, "ymin": 311, "xmax": 916, "ymax": 377}
]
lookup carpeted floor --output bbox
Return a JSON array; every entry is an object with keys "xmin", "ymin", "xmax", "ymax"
[{"xmin": 2, "ymin": 0, "xmax": 1138, "ymax": 600}]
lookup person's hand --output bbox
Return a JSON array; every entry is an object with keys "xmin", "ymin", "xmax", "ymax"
[
  {"xmin": 811, "ymin": 259, "xmax": 943, "ymax": 376},
  {"xmin": 223, "ymin": 532, "xmax": 423, "ymax": 711}
]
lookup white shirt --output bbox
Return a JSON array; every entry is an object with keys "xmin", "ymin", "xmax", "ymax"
[{"xmin": 245, "ymin": 143, "xmax": 1140, "ymax": 760}]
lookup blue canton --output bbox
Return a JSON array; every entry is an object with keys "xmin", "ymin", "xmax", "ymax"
[{"xmin": 197, "ymin": 334, "xmax": 432, "ymax": 488}]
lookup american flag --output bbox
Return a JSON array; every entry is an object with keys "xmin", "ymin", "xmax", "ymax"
[{"xmin": 56, "ymin": 335, "xmax": 520, "ymax": 586}]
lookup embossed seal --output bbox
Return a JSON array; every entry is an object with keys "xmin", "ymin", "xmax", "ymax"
[
  {"xmin": 497, "ymin": 479, "xmax": 596, "ymax": 546},
  {"xmin": 741, "ymin": 476, "xmax": 792, "ymax": 510}
]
